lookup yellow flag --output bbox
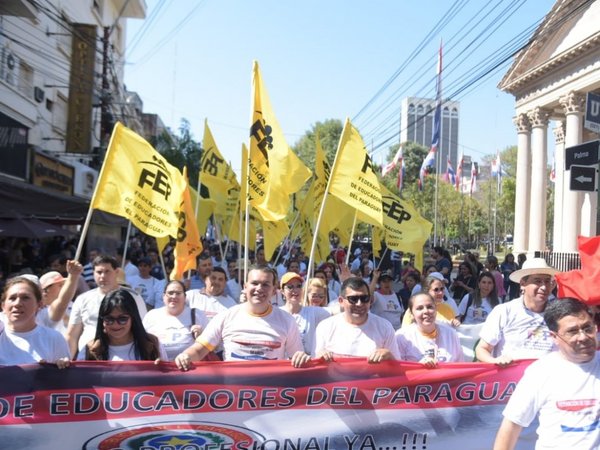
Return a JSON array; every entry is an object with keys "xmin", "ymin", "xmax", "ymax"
[
  {"xmin": 328, "ymin": 118, "xmax": 383, "ymax": 227},
  {"xmin": 248, "ymin": 61, "xmax": 311, "ymax": 221},
  {"xmin": 91, "ymin": 122, "xmax": 185, "ymax": 237},
  {"xmin": 293, "ymin": 184, "xmax": 330, "ymax": 264},
  {"xmin": 189, "ymin": 187, "xmax": 216, "ymax": 238},
  {"xmin": 170, "ymin": 167, "xmax": 203, "ymax": 281},
  {"xmin": 378, "ymin": 183, "xmax": 432, "ymax": 253},
  {"xmin": 260, "ymin": 218, "xmax": 289, "ymax": 262}
]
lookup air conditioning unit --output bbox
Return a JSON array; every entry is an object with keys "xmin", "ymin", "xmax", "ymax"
[
  {"xmin": 34, "ymin": 86, "xmax": 45, "ymax": 103},
  {"xmin": 1, "ymin": 48, "xmax": 19, "ymax": 87}
]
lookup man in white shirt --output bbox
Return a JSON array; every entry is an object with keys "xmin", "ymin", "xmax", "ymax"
[
  {"xmin": 65, "ymin": 255, "xmax": 147, "ymax": 358},
  {"xmin": 175, "ymin": 265, "xmax": 309, "ymax": 368},
  {"xmin": 186, "ymin": 267, "xmax": 236, "ymax": 320},
  {"xmin": 314, "ymin": 277, "xmax": 400, "ymax": 363},
  {"xmin": 493, "ymin": 298, "xmax": 599, "ymax": 450},
  {"xmin": 475, "ymin": 258, "xmax": 559, "ymax": 365},
  {"xmin": 127, "ymin": 257, "xmax": 163, "ymax": 310}
]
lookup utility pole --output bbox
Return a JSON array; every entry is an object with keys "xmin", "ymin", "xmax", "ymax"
[{"xmin": 100, "ymin": 26, "xmax": 111, "ymax": 151}]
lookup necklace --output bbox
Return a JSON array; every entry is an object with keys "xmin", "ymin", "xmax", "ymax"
[{"xmin": 419, "ymin": 326, "xmax": 438, "ymax": 339}]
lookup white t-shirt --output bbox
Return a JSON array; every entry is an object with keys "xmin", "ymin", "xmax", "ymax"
[
  {"xmin": 127, "ymin": 275, "xmax": 164, "ymax": 308},
  {"xmin": 107, "ymin": 341, "xmax": 168, "ymax": 361},
  {"xmin": 186, "ymin": 290, "xmax": 237, "ymax": 320},
  {"xmin": 479, "ymin": 297, "xmax": 557, "ymax": 359},
  {"xmin": 502, "ymin": 352, "xmax": 600, "ymax": 450},
  {"xmin": 36, "ymin": 306, "xmax": 67, "ymax": 335},
  {"xmin": 68, "ymin": 288, "xmax": 147, "ymax": 352},
  {"xmin": 143, "ymin": 306, "xmax": 209, "ymax": 361},
  {"xmin": 315, "ymin": 313, "xmax": 401, "ymax": 359},
  {"xmin": 457, "ymin": 294, "xmax": 495, "ymax": 324},
  {"xmin": 371, "ymin": 291, "xmax": 404, "ymax": 330},
  {"xmin": 197, "ymin": 304, "xmax": 303, "ymax": 361},
  {"xmin": 0, "ymin": 325, "xmax": 70, "ymax": 365},
  {"xmin": 396, "ymin": 322, "xmax": 464, "ymax": 362},
  {"xmin": 226, "ymin": 279, "xmax": 242, "ymax": 303},
  {"xmin": 283, "ymin": 306, "xmax": 331, "ymax": 356}
]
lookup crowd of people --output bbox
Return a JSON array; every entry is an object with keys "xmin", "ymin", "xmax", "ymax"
[{"xmin": 0, "ymin": 236, "xmax": 598, "ymax": 449}]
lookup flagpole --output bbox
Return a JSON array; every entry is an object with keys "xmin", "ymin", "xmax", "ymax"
[
  {"xmin": 308, "ymin": 118, "xmax": 351, "ymax": 292},
  {"xmin": 122, "ymin": 221, "xmax": 132, "ymax": 269},
  {"xmin": 272, "ymin": 209, "xmax": 301, "ymax": 268},
  {"xmin": 345, "ymin": 212, "xmax": 358, "ymax": 267},
  {"xmin": 157, "ymin": 246, "xmax": 168, "ymax": 282}
]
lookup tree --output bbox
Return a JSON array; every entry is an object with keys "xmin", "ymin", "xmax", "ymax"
[
  {"xmin": 293, "ymin": 119, "xmax": 343, "ymax": 169},
  {"xmin": 155, "ymin": 119, "xmax": 203, "ymax": 188}
]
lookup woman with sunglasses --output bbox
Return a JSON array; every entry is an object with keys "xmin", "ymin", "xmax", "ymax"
[
  {"xmin": 401, "ymin": 275, "xmax": 460, "ymax": 328},
  {"xmin": 280, "ymin": 272, "xmax": 330, "ymax": 356},
  {"xmin": 143, "ymin": 280, "xmax": 209, "ymax": 361},
  {"xmin": 396, "ymin": 292, "xmax": 463, "ymax": 368},
  {"xmin": 457, "ymin": 272, "xmax": 499, "ymax": 324},
  {"xmin": 85, "ymin": 288, "xmax": 166, "ymax": 361}
]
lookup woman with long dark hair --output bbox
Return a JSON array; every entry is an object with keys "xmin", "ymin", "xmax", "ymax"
[
  {"xmin": 85, "ymin": 288, "xmax": 166, "ymax": 361},
  {"xmin": 457, "ymin": 272, "xmax": 499, "ymax": 324}
]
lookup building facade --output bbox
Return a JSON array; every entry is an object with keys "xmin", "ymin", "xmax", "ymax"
[
  {"xmin": 0, "ymin": 0, "xmax": 146, "ymax": 223},
  {"xmin": 499, "ymin": 0, "xmax": 600, "ymax": 257},
  {"xmin": 400, "ymin": 96, "xmax": 460, "ymax": 170}
]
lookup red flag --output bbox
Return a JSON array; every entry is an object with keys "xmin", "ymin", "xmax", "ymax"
[{"xmin": 555, "ymin": 235, "xmax": 600, "ymax": 305}]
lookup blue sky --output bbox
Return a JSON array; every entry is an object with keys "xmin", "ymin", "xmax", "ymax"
[{"xmin": 123, "ymin": 0, "xmax": 556, "ymax": 175}]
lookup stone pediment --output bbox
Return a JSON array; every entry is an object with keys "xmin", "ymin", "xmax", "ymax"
[{"xmin": 498, "ymin": 0, "xmax": 600, "ymax": 94}]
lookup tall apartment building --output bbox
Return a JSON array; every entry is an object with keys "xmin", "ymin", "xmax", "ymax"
[
  {"xmin": 400, "ymin": 97, "xmax": 460, "ymax": 170},
  {"xmin": 0, "ymin": 0, "xmax": 146, "ymax": 224}
]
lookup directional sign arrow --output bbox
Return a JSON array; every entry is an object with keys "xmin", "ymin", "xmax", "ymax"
[{"xmin": 575, "ymin": 175, "xmax": 592, "ymax": 183}]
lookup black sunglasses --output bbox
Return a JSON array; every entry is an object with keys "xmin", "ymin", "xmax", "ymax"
[
  {"xmin": 102, "ymin": 315, "xmax": 130, "ymax": 326},
  {"xmin": 344, "ymin": 294, "xmax": 371, "ymax": 305}
]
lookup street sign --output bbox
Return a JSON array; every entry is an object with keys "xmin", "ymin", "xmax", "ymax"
[
  {"xmin": 565, "ymin": 140, "xmax": 600, "ymax": 169},
  {"xmin": 585, "ymin": 92, "xmax": 600, "ymax": 134},
  {"xmin": 569, "ymin": 165, "xmax": 597, "ymax": 192}
]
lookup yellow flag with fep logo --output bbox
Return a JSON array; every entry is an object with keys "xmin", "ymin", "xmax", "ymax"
[
  {"xmin": 248, "ymin": 61, "xmax": 311, "ymax": 221},
  {"xmin": 170, "ymin": 167, "xmax": 203, "ymax": 281},
  {"xmin": 91, "ymin": 122, "xmax": 185, "ymax": 237},
  {"xmin": 328, "ymin": 118, "xmax": 383, "ymax": 227},
  {"xmin": 378, "ymin": 183, "xmax": 432, "ymax": 252}
]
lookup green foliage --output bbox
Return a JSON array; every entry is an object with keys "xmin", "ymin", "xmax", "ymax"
[
  {"xmin": 154, "ymin": 119, "xmax": 202, "ymax": 187},
  {"xmin": 293, "ymin": 119, "xmax": 343, "ymax": 169}
]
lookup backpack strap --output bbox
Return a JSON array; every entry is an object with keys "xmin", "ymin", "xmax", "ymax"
[{"xmin": 460, "ymin": 293, "xmax": 474, "ymax": 322}]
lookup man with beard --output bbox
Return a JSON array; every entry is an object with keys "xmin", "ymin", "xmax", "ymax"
[
  {"xmin": 313, "ymin": 277, "xmax": 400, "ymax": 363},
  {"xmin": 175, "ymin": 265, "xmax": 308, "ymax": 368}
]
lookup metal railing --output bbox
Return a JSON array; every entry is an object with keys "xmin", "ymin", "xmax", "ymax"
[{"xmin": 534, "ymin": 251, "xmax": 581, "ymax": 272}]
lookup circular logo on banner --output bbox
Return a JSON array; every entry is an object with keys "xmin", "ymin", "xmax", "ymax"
[{"xmin": 82, "ymin": 421, "xmax": 265, "ymax": 450}]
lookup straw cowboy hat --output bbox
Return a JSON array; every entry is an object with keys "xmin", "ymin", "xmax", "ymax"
[{"xmin": 509, "ymin": 258, "xmax": 558, "ymax": 283}]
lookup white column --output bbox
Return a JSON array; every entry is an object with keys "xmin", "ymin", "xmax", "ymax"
[
  {"xmin": 552, "ymin": 122, "xmax": 565, "ymax": 252},
  {"xmin": 513, "ymin": 114, "xmax": 531, "ymax": 255},
  {"xmin": 560, "ymin": 91, "xmax": 585, "ymax": 252},
  {"xmin": 527, "ymin": 107, "xmax": 550, "ymax": 253}
]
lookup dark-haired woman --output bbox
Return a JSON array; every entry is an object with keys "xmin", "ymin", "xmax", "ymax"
[
  {"xmin": 0, "ymin": 277, "xmax": 70, "ymax": 366},
  {"xmin": 457, "ymin": 272, "xmax": 499, "ymax": 324},
  {"xmin": 85, "ymin": 288, "xmax": 166, "ymax": 361}
]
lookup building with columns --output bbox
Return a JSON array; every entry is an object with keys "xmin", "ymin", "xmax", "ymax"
[{"xmin": 498, "ymin": 0, "xmax": 600, "ymax": 259}]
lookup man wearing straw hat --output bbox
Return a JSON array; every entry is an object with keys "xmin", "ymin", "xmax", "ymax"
[{"xmin": 475, "ymin": 257, "xmax": 559, "ymax": 365}]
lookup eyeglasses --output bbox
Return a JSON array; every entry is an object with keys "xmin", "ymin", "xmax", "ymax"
[
  {"xmin": 309, "ymin": 293, "xmax": 325, "ymax": 299},
  {"xmin": 558, "ymin": 324, "xmax": 597, "ymax": 340},
  {"xmin": 431, "ymin": 287, "xmax": 444, "ymax": 292},
  {"xmin": 165, "ymin": 290, "xmax": 184, "ymax": 296},
  {"xmin": 285, "ymin": 284, "xmax": 302, "ymax": 290},
  {"xmin": 345, "ymin": 294, "xmax": 371, "ymax": 305},
  {"xmin": 102, "ymin": 315, "xmax": 131, "ymax": 326}
]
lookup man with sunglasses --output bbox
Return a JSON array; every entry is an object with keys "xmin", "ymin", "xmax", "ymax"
[
  {"xmin": 476, "ymin": 258, "xmax": 558, "ymax": 365},
  {"xmin": 313, "ymin": 277, "xmax": 400, "ymax": 363},
  {"xmin": 493, "ymin": 298, "xmax": 599, "ymax": 450}
]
